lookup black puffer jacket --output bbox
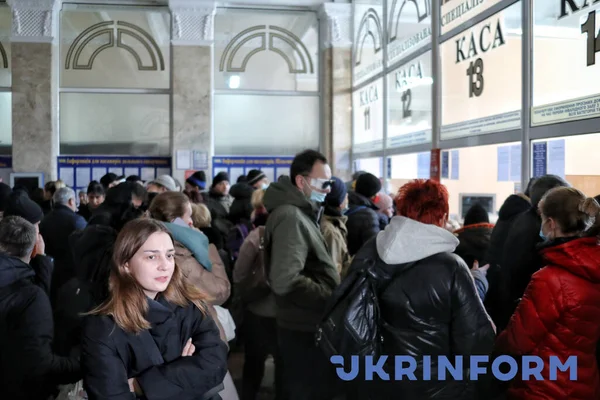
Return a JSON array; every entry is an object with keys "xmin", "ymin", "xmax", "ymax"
[
  {"xmin": 0, "ymin": 255, "xmax": 80, "ymax": 400},
  {"xmin": 350, "ymin": 217, "xmax": 495, "ymax": 399},
  {"xmin": 345, "ymin": 191, "xmax": 380, "ymax": 256},
  {"xmin": 483, "ymin": 194, "xmax": 530, "ymax": 326}
]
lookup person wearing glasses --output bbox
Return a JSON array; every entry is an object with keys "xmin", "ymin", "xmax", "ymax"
[{"xmin": 262, "ymin": 149, "xmax": 341, "ymax": 400}]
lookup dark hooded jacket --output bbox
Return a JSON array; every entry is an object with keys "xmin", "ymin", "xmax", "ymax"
[
  {"xmin": 350, "ymin": 217, "xmax": 495, "ymax": 399},
  {"xmin": 0, "ymin": 254, "xmax": 80, "ymax": 400},
  {"xmin": 263, "ymin": 176, "xmax": 340, "ymax": 332},
  {"xmin": 345, "ymin": 191, "xmax": 381, "ymax": 256},
  {"xmin": 53, "ymin": 225, "xmax": 117, "ymax": 357},
  {"xmin": 202, "ymin": 190, "xmax": 234, "ymax": 242},
  {"xmin": 483, "ymin": 194, "xmax": 530, "ymax": 326},
  {"xmin": 454, "ymin": 223, "xmax": 495, "ymax": 268}
]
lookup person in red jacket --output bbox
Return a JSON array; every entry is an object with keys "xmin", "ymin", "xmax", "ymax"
[{"xmin": 496, "ymin": 186, "xmax": 600, "ymax": 400}]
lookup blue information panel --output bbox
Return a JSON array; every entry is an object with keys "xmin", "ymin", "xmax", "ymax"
[
  {"xmin": 497, "ymin": 146, "xmax": 510, "ymax": 182},
  {"xmin": 441, "ymin": 151, "xmax": 449, "ymax": 179},
  {"xmin": 212, "ymin": 156, "xmax": 294, "ymax": 184},
  {"xmin": 57, "ymin": 156, "xmax": 172, "ymax": 193},
  {"xmin": 532, "ymin": 142, "xmax": 548, "ymax": 178},
  {"xmin": 547, "ymin": 139, "xmax": 565, "ymax": 178},
  {"xmin": 450, "ymin": 150, "xmax": 459, "ymax": 180}
]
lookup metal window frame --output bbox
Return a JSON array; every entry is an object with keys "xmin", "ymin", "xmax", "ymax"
[{"xmin": 351, "ymin": 0, "xmax": 587, "ymax": 192}]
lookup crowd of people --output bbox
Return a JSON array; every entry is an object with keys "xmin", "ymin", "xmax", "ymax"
[{"xmin": 0, "ymin": 149, "xmax": 599, "ymax": 400}]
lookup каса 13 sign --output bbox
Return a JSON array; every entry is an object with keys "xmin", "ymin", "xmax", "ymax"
[{"xmin": 441, "ymin": 3, "xmax": 521, "ymax": 140}]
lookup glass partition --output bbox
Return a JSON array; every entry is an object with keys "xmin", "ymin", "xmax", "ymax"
[
  {"xmin": 59, "ymin": 5, "xmax": 171, "ymax": 155},
  {"xmin": 386, "ymin": 0, "xmax": 431, "ymax": 66},
  {"xmin": 532, "ymin": 2, "xmax": 600, "ymax": 126},
  {"xmin": 353, "ymin": 0, "xmax": 385, "ymax": 86},
  {"xmin": 353, "ymin": 78, "xmax": 384, "ymax": 154}
]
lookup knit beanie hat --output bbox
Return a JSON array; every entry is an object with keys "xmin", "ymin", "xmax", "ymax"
[
  {"xmin": 464, "ymin": 203, "xmax": 489, "ymax": 226},
  {"xmin": 148, "ymin": 175, "xmax": 177, "ymax": 192},
  {"xmin": 4, "ymin": 192, "xmax": 44, "ymax": 224},
  {"xmin": 355, "ymin": 173, "xmax": 382, "ymax": 198},
  {"xmin": 247, "ymin": 169, "xmax": 266, "ymax": 186},
  {"xmin": 375, "ymin": 193, "xmax": 393, "ymax": 212},
  {"xmin": 325, "ymin": 177, "xmax": 347, "ymax": 208},
  {"xmin": 212, "ymin": 172, "xmax": 230, "ymax": 188},
  {"xmin": 186, "ymin": 171, "xmax": 207, "ymax": 190}
]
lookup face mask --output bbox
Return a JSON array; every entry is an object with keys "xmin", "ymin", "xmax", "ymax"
[
  {"xmin": 342, "ymin": 206, "xmax": 350, "ymax": 215},
  {"xmin": 310, "ymin": 190, "xmax": 327, "ymax": 204},
  {"xmin": 261, "ymin": 183, "xmax": 270, "ymax": 190},
  {"xmin": 539, "ymin": 228, "xmax": 547, "ymax": 241}
]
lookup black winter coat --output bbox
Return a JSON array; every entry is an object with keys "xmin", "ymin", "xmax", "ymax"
[
  {"xmin": 82, "ymin": 296, "xmax": 228, "ymax": 400},
  {"xmin": 497, "ymin": 207, "xmax": 543, "ymax": 331},
  {"xmin": 0, "ymin": 255, "xmax": 80, "ymax": 400},
  {"xmin": 345, "ymin": 191, "xmax": 380, "ymax": 256},
  {"xmin": 349, "ymin": 217, "xmax": 495, "ymax": 400},
  {"xmin": 40, "ymin": 204, "xmax": 87, "ymax": 302},
  {"xmin": 54, "ymin": 224, "xmax": 117, "ymax": 357},
  {"xmin": 483, "ymin": 194, "xmax": 530, "ymax": 326},
  {"xmin": 228, "ymin": 183, "xmax": 254, "ymax": 225}
]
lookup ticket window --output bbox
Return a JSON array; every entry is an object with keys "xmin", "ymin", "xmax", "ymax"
[
  {"xmin": 387, "ymin": 153, "xmax": 427, "ymax": 195},
  {"xmin": 441, "ymin": 143, "xmax": 521, "ymax": 223},
  {"xmin": 531, "ymin": 133, "xmax": 600, "ymax": 198}
]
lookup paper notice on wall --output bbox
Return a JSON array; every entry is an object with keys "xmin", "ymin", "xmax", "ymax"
[
  {"xmin": 229, "ymin": 168, "xmax": 245, "ymax": 184},
  {"xmin": 451, "ymin": 150, "xmax": 459, "ymax": 180},
  {"xmin": 547, "ymin": 139, "xmax": 565, "ymax": 178},
  {"xmin": 109, "ymin": 167, "xmax": 123, "ymax": 177},
  {"xmin": 417, "ymin": 152, "xmax": 431, "ymax": 179},
  {"xmin": 441, "ymin": 151, "xmax": 449, "ymax": 179},
  {"xmin": 140, "ymin": 168, "xmax": 155, "ymax": 182},
  {"xmin": 124, "ymin": 168, "xmax": 139, "ymax": 179},
  {"xmin": 497, "ymin": 146, "xmax": 510, "ymax": 182},
  {"xmin": 176, "ymin": 150, "xmax": 191, "ymax": 170},
  {"xmin": 92, "ymin": 168, "xmax": 107, "ymax": 183},
  {"xmin": 510, "ymin": 144, "xmax": 522, "ymax": 182},
  {"xmin": 60, "ymin": 167, "xmax": 75, "ymax": 188},
  {"xmin": 193, "ymin": 151, "xmax": 209, "ymax": 170},
  {"xmin": 76, "ymin": 168, "xmax": 90, "ymax": 188}
]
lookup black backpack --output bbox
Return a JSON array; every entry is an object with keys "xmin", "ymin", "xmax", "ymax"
[{"xmin": 315, "ymin": 246, "xmax": 399, "ymax": 359}]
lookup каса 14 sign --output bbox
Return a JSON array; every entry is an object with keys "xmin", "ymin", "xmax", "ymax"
[{"xmin": 441, "ymin": 3, "xmax": 521, "ymax": 140}]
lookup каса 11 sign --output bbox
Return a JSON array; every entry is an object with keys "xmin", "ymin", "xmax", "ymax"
[
  {"xmin": 353, "ymin": 79, "xmax": 384, "ymax": 154},
  {"xmin": 532, "ymin": 2, "xmax": 600, "ymax": 126},
  {"xmin": 441, "ymin": 2, "xmax": 521, "ymax": 140}
]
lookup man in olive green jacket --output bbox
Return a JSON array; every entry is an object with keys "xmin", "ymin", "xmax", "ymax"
[{"xmin": 263, "ymin": 150, "xmax": 340, "ymax": 400}]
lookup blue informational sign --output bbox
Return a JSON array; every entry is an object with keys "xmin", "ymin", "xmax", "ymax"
[
  {"xmin": 510, "ymin": 144, "xmax": 522, "ymax": 182},
  {"xmin": 417, "ymin": 152, "xmax": 431, "ymax": 179},
  {"xmin": 497, "ymin": 146, "xmax": 510, "ymax": 182},
  {"xmin": 532, "ymin": 142, "xmax": 548, "ymax": 177},
  {"xmin": 547, "ymin": 139, "xmax": 565, "ymax": 178},
  {"xmin": 451, "ymin": 150, "xmax": 459, "ymax": 180},
  {"xmin": 212, "ymin": 156, "xmax": 294, "ymax": 184},
  {"xmin": 441, "ymin": 151, "xmax": 449, "ymax": 179},
  {"xmin": 57, "ymin": 156, "xmax": 172, "ymax": 193}
]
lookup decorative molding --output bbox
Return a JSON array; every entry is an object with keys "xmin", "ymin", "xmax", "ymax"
[
  {"xmin": 319, "ymin": 3, "xmax": 352, "ymax": 49},
  {"xmin": 65, "ymin": 20, "xmax": 165, "ymax": 71},
  {"xmin": 354, "ymin": 8, "xmax": 383, "ymax": 66},
  {"xmin": 7, "ymin": 0, "xmax": 60, "ymax": 43},
  {"xmin": 219, "ymin": 25, "xmax": 314, "ymax": 74},
  {"xmin": 169, "ymin": 0, "xmax": 216, "ymax": 46},
  {"xmin": 0, "ymin": 42, "xmax": 7, "ymax": 68}
]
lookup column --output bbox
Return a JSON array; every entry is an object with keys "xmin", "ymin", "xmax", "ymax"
[
  {"xmin": 320, "ymin": 3, "xmax": 353, "ymax": 181},
  {"xmin": 8, "ymin": 0, "xmax": 60, "ymax": 181},
  {"xmin": 169, "ymin": 0, "xmax": 215, "ymax": 184}
]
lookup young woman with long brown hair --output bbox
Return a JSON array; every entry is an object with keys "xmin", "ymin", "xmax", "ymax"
[{"xmin": 81, "ymin": 219, "xmax": 228, "ymax": 400}]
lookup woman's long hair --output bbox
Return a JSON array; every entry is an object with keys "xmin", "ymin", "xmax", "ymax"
[
  {"xmin": 90, "ymin": 219, "xmax": 208, "ymax": 333},
  {"xmin": 149, "ymin": 191, "xmax": 190, "ymax": 222}
]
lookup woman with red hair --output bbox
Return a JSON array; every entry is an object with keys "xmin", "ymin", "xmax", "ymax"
[{"xmin": 352, "ymin": 179, "xmax": 495, "ymax": 399}]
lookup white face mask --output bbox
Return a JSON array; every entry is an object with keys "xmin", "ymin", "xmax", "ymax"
[{"xmin": 261, "ymin": 183, "xmax": 270, "ymax": 190}]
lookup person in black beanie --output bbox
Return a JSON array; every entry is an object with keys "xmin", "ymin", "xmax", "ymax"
[
  {"xmin": 198, "ymin": 172, "xmax": 234, "ymax": 242},
  {"xmin": 3, "ymin": 192, "xmax": 54, "ymax": 297},
  {"xmin": 209, "ymin": 172, "xmax": 233, "ymax": 213},
  {"xmin": 320, "ymin": 177, "xmax": 350, "ymax": 277},
  {"xmin": 246, "ymin": 169, "xmax": 269, "ymax": 190},
  {"xmin": 99, "ymin": 173, "xmax": 118, "ymax": 191},
  {"xmin": 345, "ymin": 172, "xmax": 382, "ymax": 256},
  {"xmin": 185, "ymin": 171, "xmax": 207, "ymax": 193}
]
